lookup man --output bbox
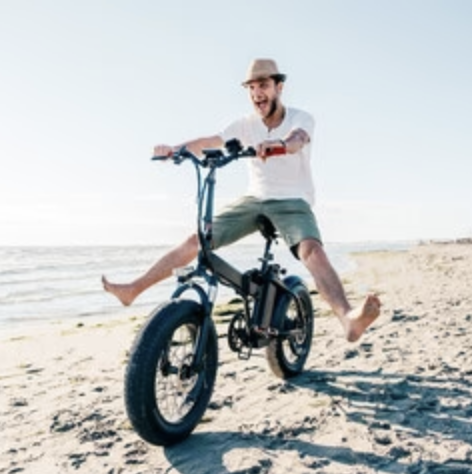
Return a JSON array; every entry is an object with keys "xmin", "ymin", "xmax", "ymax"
[{"xmin": 103, "ymin": 59, "xmax": 381, "ymax": 342}]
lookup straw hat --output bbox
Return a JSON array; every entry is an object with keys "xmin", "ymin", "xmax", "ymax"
[{"xmin": 242, "ymin": 59, "xmax": 287, "ymax": 86}]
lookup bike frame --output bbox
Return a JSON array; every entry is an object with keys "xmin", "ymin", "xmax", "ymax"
[{"xmin": 153, "ymin": 140, "xmax": 303, "ymax": 369}]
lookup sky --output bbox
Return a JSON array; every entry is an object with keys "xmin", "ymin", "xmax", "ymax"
[{"xmin": 1, "ymin": 0, "xmax": 471, "ymax": 246}]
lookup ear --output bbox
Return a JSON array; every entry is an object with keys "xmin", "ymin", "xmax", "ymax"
[{"xmin": 276, "ymin": 81, "xmax": 284, "ymax": 94}]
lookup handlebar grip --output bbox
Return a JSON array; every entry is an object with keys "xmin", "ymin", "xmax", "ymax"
[
  {"xmin": 265, "ymin": 145, "xmax": 287, "ymax": 157},
  {"xmin": 151, "ymin": 155, "xmax": 171, "ymax": 161}
]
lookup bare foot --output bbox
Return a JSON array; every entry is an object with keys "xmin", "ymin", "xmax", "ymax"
[
  {"xmin": 102, "ymin": 276, "xmax": 137, "ymax": 307},
  {"xmin": 344, "ymin": 294, "xmax": 381, "ymax": 342}
]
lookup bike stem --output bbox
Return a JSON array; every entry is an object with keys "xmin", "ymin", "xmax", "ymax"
[{"xmin": 201, "ymin": 168, "xmax": 216, "ymax": 248}]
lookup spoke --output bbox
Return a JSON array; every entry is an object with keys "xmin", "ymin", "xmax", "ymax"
[{"xmin": 154, "ymin": 323, "xmax": 201, "ymax": 423}]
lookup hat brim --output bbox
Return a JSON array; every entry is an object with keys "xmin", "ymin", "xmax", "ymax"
[{"xmin": 242, "ymin": 73, "xmax": 287, "ymax": 87}]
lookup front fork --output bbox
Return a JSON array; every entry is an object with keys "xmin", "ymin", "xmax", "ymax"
[{"xmin": 171, "ymin": 270, "xmax": 218, "ymax": 376}]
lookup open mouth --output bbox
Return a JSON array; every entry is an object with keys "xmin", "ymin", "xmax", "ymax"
[{"xmin": 254, "ymin": 99, "xmax": 269, "ymax": 113}]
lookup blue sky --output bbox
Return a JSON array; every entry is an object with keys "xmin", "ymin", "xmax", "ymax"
[{"xmin": 1, "ymin": 0, "xmax": 471, "ymax": 245}]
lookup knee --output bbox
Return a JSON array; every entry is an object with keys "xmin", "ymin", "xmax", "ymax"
[{"xmin": 298, "ymin": 239, "xmax": 325, "ymax": 265}]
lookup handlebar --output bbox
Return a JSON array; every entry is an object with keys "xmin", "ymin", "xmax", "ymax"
[{"xmin": 151, "ymin": 139, "xmax": 286, "ymax": 167}]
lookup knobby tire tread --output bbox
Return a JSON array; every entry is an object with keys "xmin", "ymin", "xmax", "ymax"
[
  {"xmin": 266, "ymin": 283, "xmax": 314, "ymax": 379},
  {"xmin": 124, "ymin": 299, "xmax": 218, "ymax": 446}
]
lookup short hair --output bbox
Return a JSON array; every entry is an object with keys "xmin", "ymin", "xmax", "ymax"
[{"xmin": 271, "ymin": 74, "xmax": 287, "ymax": 85}]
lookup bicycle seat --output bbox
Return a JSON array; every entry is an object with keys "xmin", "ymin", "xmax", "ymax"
[{"xmin": 256, "ymin": 215, "xmax": 278, "ymax": 241}]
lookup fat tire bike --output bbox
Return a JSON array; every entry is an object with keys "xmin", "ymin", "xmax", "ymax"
[{"xmin": 124, "ymin": 139, "xmax": 315, "ymax": 446}]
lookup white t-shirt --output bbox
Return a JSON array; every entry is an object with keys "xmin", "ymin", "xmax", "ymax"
[{"xmin": 220, "ymin": 107, "xmax": 316, "ymax": 206}]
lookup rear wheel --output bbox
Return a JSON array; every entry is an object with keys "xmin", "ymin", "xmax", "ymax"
[
  {"xmin": 266, "ymin": 281, "xmax": 314, "ymax": 378},
  {"xmin": 125, "ymin": 299, "xmax": 218, "ymax": 446}
]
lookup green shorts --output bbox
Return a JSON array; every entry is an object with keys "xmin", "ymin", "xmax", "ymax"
[{"xmin": 212, "ymin": 196, "xmax": 322, "ymax": 257}]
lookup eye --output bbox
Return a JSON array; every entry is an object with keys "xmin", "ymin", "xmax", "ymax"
[{"xmin": 260, "ymin": 80, "xmax": 271, "ymax": 90}]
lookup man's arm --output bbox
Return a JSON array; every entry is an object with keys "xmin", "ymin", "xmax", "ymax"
[
  {"xmin": 282, "ymin": 127, "xmax": 311, "ymax": 154},
  {"xmin": 154, "ymin": 135, "xmax": 224, "ymax": 158},
  {"xmin": 176, "ymin": 135, "xmax": 224, "ymax": 156},
  {"xmin": 257, "ymin": 127, "xmax": 310, "ymax": 159}
]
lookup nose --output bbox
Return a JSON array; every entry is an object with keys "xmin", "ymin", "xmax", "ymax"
[
  {"xmin": 249, "ymin": 83, "xmax": 264, "ymax": 98},
  {"xmin": 251, "ymin": 88, "xmax": 264, "ymax": 101}
]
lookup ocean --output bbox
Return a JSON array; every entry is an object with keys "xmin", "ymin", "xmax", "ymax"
[{"xmin": 0, "ymin": 241, "xmax": 413, "ymax": 334}]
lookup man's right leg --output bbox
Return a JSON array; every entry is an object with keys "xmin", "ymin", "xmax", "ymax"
[{"xmin": 102, "ymin": 234, "xmax": 199, "ymax": 306}]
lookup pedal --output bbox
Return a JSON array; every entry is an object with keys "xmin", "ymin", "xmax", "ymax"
[{"xmin": 237, "ymin": 346, "xmax": 252, "ymax": 360}]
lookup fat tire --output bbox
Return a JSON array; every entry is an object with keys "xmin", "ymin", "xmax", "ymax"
[
  {"xmin": 124, "ymin": 299, "xmax": 218, "ymax": 446},
  {"xmin": 266, "ymin": 281, "xmax": 314, "ymax": 378}
]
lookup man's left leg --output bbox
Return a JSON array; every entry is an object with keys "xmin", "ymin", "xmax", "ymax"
[{"xmin": 298, "ymin": 239, "xmax": 381, "ymax": 342}]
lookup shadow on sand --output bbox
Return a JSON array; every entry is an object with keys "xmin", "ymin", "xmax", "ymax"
[{"xmin": 160, "ymin": 366, "xmax": 472, "ymax": 473}]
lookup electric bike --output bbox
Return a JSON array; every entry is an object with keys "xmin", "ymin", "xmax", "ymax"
[{"xmin": 124, "ymin": 139, "xmax": 315, "ymax": 446}]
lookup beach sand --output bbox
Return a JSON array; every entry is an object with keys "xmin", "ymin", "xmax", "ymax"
[{"xmin": 1, "ymin": 242, "xmax": 472, "ymax": 474}]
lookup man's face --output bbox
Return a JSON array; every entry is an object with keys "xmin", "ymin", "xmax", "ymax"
[{"xmin": 247, "ymin": 78, "xmax": 283, "ymax": 119}]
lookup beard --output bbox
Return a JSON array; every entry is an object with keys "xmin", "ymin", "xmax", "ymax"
[
  {"xmin": 252, "ymin": 94, "xmax": 281, "ymax": 122},
  {"xmin": 265, "ymin": 97, "xmax": 278, "ymax": 118}
]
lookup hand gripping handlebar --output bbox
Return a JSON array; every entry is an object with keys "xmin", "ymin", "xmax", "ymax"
[{"xmin": 151, "ymin": 138, "xmax": 286, "ymax": 165}]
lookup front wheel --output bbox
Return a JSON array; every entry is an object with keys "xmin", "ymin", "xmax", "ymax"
[
  {"xmin": 124, "ymin": 299, "xmax": 218, "ymax": 446},
  {"xmin": 266, "ymin": 279, "xmax": 314, "ymax": 378}
]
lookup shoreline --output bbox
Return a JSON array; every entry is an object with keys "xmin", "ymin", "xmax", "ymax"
[
  {"xmin": 2, "ymin": 242, "xmax": 472, "ymax": 473},
  {"xmin": 0, "ymin": 240, "xmax": 416, "ymax": 339}
]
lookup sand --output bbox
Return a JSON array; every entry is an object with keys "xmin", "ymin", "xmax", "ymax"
[{"xmin": 1, "ymin": 242, "xmax": 472, "ymax": 474}]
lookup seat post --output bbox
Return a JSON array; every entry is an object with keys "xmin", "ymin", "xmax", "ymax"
[
  {"xmin": 258, "ymin": 237, "xmax": 273, "ymax": 274},
  {"xmin": 255, "ymin": 215, "xmax": 277, "ymax": 272}
]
